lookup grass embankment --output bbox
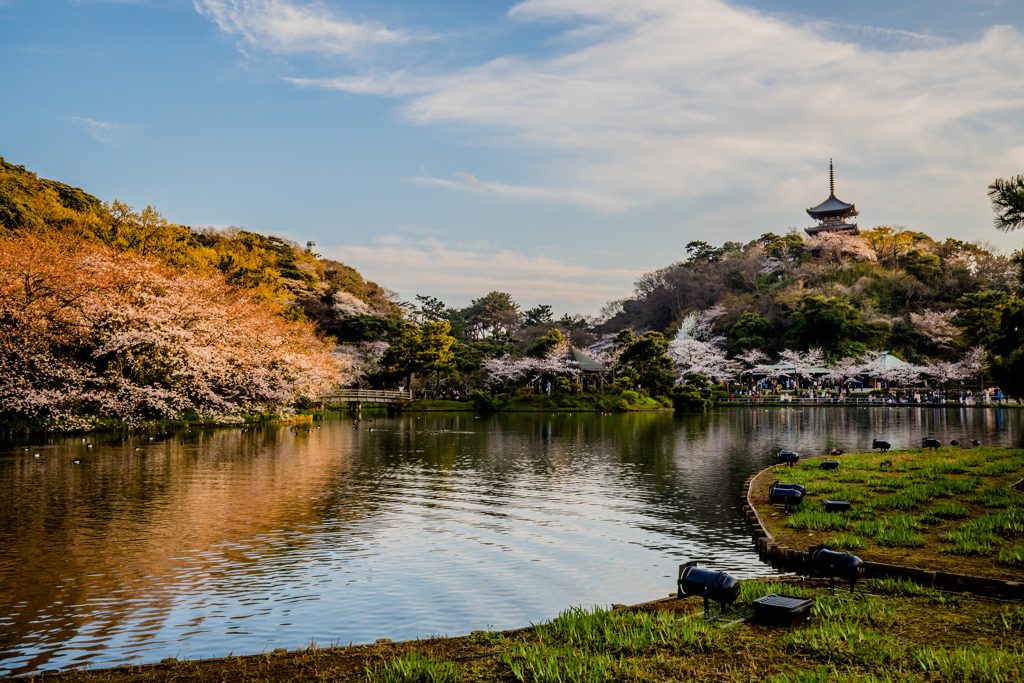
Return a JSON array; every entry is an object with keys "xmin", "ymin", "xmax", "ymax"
[
  {"xmin": 751, "ymin": 447, "xmax": 1024, "ymax": 580},
  {"xmin": 406, "ymin": 392, "xmax": 673, "ymax": 413},
  {"xmin": 24, "ymin": 578, "xmax": 1024, "ymax": 683}
]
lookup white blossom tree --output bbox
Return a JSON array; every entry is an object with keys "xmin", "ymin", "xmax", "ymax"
[{"xmin": 909, "ymin": 309, "xmax": 961, "ymax": 347}]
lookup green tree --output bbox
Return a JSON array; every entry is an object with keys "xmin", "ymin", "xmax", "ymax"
[
  {"xmin": 955, "ymin": 291, "xmax": 1011, "ymax": 348},
  {"xmin": 898, "ymin": 249, "xmax": 942, "ymax": 283},
  {"xmin": 686, "ymin": 240, "xmax": 725, "ymax": 263},
  {"xmin": 526, "ymin": 328, "xmax": 564, "ymax": 358},
  {"xmin": 787, "ymin": 296, "xmax": 868, "ymax": 356},
  {"xmin": 672, "ymin": 373, "xmax": 713, "ymax": 411},
  {"xmin": 729, "ymin": 311, "xmax": 772, "ymax": 350},
  {"xmin": 988, "ymin": 174, "xmax": 1024, "ymax": 232},
  {"xmin": 420, "ymin": 321, "xmax": 457, "ymax": 397},
  {"xmin": 986, "ymin": 296, "xmax": 1024, "ymax": 399},
  {"xmin": 618, "ymin": 330, "xmax": 676, "ymax": 394},
  {"xmin": 523, "ymin": 304, "xmax": 553, "ymax": 327},
  {"xmin": 464, "ymin": 291, "xmax": 521, "ymax": 339},
  {"xmin": 379, "ymin": 324, "xmax": 425, "ymax": 389},
  {"xmin": 415, "ymin": 295, "xmax": 447, "ymax": 322}
]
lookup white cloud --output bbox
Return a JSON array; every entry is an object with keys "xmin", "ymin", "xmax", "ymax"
[
  {"xmin": 290, "ymin": 0, "xmax": 1024, "ymax": 229},
  {"xmin": 66, "ymin": 117, "xmax": 141, "ymax": 144},
  {"xmin": 323, "ymin": 237, "xmax": 644, "ymax": 310},
  {"xmin": 194, "ymin": 0, "xmax": 409, "ymax": 56},
  {"xmin": 407, "ymin": 172, "xmax": 630, "ymax": 210}
]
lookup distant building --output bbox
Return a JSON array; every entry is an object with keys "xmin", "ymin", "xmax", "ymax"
[
  {"xmin": 306, "ymin": 241, "xmax": 316, "ymax": 253},
  {"xmin": 805, "ymin": 160, "xmax": 859, "ymax": 236}
]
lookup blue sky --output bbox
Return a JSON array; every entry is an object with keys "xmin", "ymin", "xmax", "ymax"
[{"xmin": 2, "ymin": 0, "xmax": 1023, "ymax": 315}]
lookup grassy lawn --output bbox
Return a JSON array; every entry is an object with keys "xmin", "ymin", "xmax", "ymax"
[
  {"xmin": 30, "ymin": 578, "xmax": 1023, "ymax": 683},
  {"xmin": 751, "ymin": 447, "xmax": 1024, "ymax": 580},
  {"xmin": 404, "ymin": 400, "xmax": 478, "ymax": 411}
]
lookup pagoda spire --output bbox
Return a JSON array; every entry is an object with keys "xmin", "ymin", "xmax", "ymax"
[{"xmin": 829, "ymin": 158, "xmax": 834, "ymax": 197}]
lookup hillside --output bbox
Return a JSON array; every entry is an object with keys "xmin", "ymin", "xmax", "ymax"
[{"xmin": 0, "ymin": 158, "xmax": 402, "ymax": 430}]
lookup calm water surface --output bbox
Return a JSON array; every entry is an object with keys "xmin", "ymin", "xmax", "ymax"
[{"xmin": 1, "ymin": 407, "xmax": 1021, "ymax": 675}]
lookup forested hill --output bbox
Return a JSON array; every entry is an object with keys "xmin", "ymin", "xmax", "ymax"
[
  {"xmin": 598, "ymin": 229, "xmax": 1024, "ymax": 366},
  {"xmin": 0, "ymin": 157, "xmax": 398, "ymax": 321},
  {"xmin": 0, "ymin": 157, "xmax": 400, "ymax": 429}
]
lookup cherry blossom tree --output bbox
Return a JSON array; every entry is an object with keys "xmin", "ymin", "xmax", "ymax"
[
  {"xmin": 909, "ymin": 309, "xmax": 961, "ymax": 347},
  {"xmin": 777, "ymin": 348, "xmax": 825, "ymax": 386},
  {"xmin": 0, "ymin": 233, "xmax": 346, "ymax": 429}
]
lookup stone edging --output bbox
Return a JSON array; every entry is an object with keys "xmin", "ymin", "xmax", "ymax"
[{"xmin": 741, "ymin": 461, "xmax": 1023, "ymax": 600}]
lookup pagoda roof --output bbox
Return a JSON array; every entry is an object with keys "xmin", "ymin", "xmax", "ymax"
[
  {"xmin": 806, "ymin": 222, "xmax": 859, "ymax": 236},
  {"xmin": 807, "ymin": 195, "xmax": 856, "ymax": 219}
]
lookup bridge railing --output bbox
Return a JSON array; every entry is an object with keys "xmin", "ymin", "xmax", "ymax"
[{"xmin": 318, "ymin": 389, "xmax": 411, "ymax": 402}]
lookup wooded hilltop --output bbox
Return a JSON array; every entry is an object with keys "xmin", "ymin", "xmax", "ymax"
[{"xmin": 2, "ymin": 158, "xmax": 1023, "ymax": 430}]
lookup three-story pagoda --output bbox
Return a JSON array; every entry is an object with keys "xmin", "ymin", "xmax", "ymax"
[{"xmin": 805, "ymin": 159, "xmax": 859, "ymax": 235}]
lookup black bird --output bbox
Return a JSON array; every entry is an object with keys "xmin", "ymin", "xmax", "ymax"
[
  {"xmin": 830, "ymin": 448, "xmax": 843, "ymax": 456},
  {"xmin": 880, "ymin": 460, "xmax": 893, "ymax": 469},
  {"xmin": 971, "ymin": 439, "xmax": 981, "ymax": 447},
  {"xmin": 950, "ymin": 440, "xmax": 959, "ymax": 447},
  {"xmin": 180, "ymin": 442, "xmax": 184, "ymax": 445},
  {"xmin": 923, "ymin": 438, "xmax": 941, "ymax": 450},
  {"xmin": 872, "ymin": 439, "xmax": 891, "ymax": 452}
]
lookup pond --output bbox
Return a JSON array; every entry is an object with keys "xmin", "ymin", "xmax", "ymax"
[{"xmin": 1, "ymin": 406, "xmax": 1021, "ymax": 675}]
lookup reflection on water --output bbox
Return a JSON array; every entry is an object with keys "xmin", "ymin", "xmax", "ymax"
[{"xmin": 0, "ymin": 407, "xmax": 1020, "ymax": 675}]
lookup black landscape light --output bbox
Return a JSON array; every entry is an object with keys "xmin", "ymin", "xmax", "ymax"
[
  {"xmin": 769, "ymin": 483, "xmax": 805, "ymax": 513},
  {"xmin": 923, "ymin": 438, "xmax": 941, "ymax": 450},
  {"xmin": 823, "ymin": 499, "xmax": 851, "ymax": 512},
  {"xmin": 752, "ymin": 594, "xmax": 815, "ymax": 627},
  {"xmin": 872, "ymin": 440, "xmax": 891, "ymax": 452},
  {"xmin": 677, "ymin": 562, "xmax": 741, "ymax": 619},
  {"xmin": 819, "ymin": 460, "xmax": 840, "ymax": 471},
  {"xmin": 777, "ymin": 451, "xmax": 800, "ymax": 467},
  {"xmin": 808, "ymin": 545, "xmax": 864, "ymax": 594}
]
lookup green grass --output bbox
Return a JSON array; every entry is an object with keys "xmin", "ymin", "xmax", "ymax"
[
  {"xmin": 759, "ymin": 447, "xmax": 1024, "ymax": 579},
  {"xmin": 786, "ymin": 509, "xmax": 851, "ymax": 531},
  {"xmin": 922, "ymin": 502, "xmax": 971, "ymax": 522},
  {"xmin": 996, "ymin": 545, "xmax": 1024, "ymax": 567},
  {"xmin": 875, "ymin": 527, "xmax": 926, "ymax": 548},
  {"xmin": 26, "ymin": 579, "xmax": 1024, "ymax": 683},
  {"xmin": 365, "ymin": 652, "xmax": 457, "ymax": 683},
  {"xmin": 826, "ymin": 534, "xmax": 865, "ymax": 551}
]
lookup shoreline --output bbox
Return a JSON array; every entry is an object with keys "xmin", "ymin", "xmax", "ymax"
[
  {"xmin": 7, "ymin": 576, "xmax": 1021, "ymax": 682},
  {"xmin": 741, "ymin": 448, "xmax": 1024, "ymax": 592}
]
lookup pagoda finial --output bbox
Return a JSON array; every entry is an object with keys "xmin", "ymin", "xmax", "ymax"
[{"xmin": 829, "ymin": 159, "xmax": 835, "ymax": 197}]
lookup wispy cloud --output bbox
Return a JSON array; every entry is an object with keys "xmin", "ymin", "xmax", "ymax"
[
  {"xmin": 194, "ymin": 0, "xmax": 410, "ymax": 56},
  {"xmin": 284, "ymin": 0, "xmax": 1024, "ymax": 222},
  {"xmin": 66, "ymin": 116, "xmax": 141, "ymax": 144},
  {"xmin": 407, "ymin": 172, "xmax": 630, "ymax": 211},
  {"xmin": 324, "ymin": 236, "xmax": 644, "ymax": 309}
]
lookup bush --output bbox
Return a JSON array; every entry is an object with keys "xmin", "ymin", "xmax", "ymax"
[{"xmin": 621, "ymin": 390, "xmax": 640, "ymax": 403}]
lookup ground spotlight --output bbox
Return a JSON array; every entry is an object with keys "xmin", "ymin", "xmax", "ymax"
[
  {"xmin": 808, "ymin": 545, "xmax": 864, "ymax": 594},
  {"xmin": 777, "ymin": 451, "xmax": 800, "ymax": 467},
  {"xmin": 769, "ymin": 482, "xmax": 805, "ymax": 513},
  {"xmin": 677, "ymin": 562, "xmax": 740, "ymax": 619}
]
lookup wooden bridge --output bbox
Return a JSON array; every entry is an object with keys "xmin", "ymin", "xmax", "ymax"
[{"xmin": 317, "ymin": 389, "xmax": 411, "ymax": 405}]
